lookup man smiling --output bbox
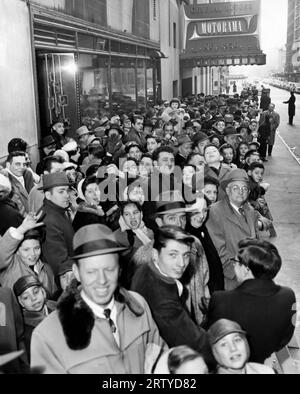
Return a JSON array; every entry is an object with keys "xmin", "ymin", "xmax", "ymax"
[{"xmin": 31, "ymin": 224, "xmax": 166, "ymax": 374}]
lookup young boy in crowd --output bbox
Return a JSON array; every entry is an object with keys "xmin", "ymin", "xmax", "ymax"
[
  {"xmin": 13, "ymin": 276, "xmax": 56, "ymax": 360},
  {"xmin": 248, "ymin": 162, "xmax": 276, "ymax": 237},
  {"xmin": 219, "ymin": 144, "xmax": 237, "ymax": 169}
]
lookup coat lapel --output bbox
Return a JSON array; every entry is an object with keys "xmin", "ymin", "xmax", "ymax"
[{"xmin": 222, "ymin": 199, "xmax": 253, "ymax": 235}]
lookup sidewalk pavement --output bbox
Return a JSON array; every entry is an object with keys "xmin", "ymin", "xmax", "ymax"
[{"xmin": 263, "ymin": 133, "xmax": 300, "ymax": 373}]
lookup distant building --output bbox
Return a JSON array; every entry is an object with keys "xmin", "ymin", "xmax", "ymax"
[{"xmin": 285, "ymin": 0, "xmax": 300, "ymax": 81}]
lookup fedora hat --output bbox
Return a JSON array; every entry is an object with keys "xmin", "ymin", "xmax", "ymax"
[
  {"xmin": 38, "ymin": 172, "xmax": 73, "ymax": 191},
  {"xmin": 155, "ymin": 190, "xmax": 188, "ymax": 216},
  {"xmin": 40, "ymin": 135, "xmax": 56, "ymax": 149},
  {"xmin": 192, "ymin": 132, "xmax": 210, "ymax": 145},
  {"xmin": 76, "ymin": 126, "xmax": 91, "ymax": 138},
  {"xmin": 220, "ymin": 169, "xmax": 250, "ymax": 191},
  {"xmin": 177, "ymin": 134, "xmax": 192, "ymax": 147},
  {"xmin": 73, "ymin": 224, "xmax": 128, "ymax": 260},
  {"xmin": 208, "ymin": 319, "xmax": 246, "ymax": 346},
  {"xmin": 223, "ymin": 126, "xmax": 240, "ymax": 137}
]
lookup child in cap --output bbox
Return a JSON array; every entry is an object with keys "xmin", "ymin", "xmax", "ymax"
[
  {"xmin": 14, "ymin": 275, "xmax": 56, "ymax": 361},
  {"xmin": 208, "ymin": 319, "xmax": 274, "ymax": 375}
]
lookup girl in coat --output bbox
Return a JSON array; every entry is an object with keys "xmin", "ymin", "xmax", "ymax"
[{"xmin": 0, "ymin": 213, "xmax": 56, "ymax": 298}]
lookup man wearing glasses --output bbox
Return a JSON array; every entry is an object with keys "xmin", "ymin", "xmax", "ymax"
[{"xmin": 206, "ymin": 169, "xmax": 259, "ymax": 291}]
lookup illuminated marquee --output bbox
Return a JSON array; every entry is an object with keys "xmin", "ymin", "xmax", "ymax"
[{"xmin": 181, "ymin": 0, "xmax": 266, "ymax": 67}]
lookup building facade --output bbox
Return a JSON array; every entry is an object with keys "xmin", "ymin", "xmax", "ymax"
[
  {"xmin": 0, "ymin": 0, "xmax": 163, "ymax": 159},
  {"xmin": 285, "ymin": 0, "xmax": 300, "ymax": 81}
]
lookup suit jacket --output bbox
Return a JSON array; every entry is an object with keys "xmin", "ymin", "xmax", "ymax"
[
  {"xmin": 206, "ymin": 198, "xmax": 258, "ymax": 290},
  {"xmin": 41, "ymin": 199, "xmax": 75, "ymax": 276},
  {"xmin": 204, "ymin": 279, "xmax": 296, "ymax": 363},
  {"xmin": 8, "ymin": 173, "xmax": 30, "ymax": 215}
]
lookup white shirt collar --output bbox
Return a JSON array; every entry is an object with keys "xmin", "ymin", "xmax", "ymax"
[
  {"xmin": 6, "ymin": 169, "xmax": 25, "ymax": 187},
  {"xmin": 230, "ymin": 201, "xmax": 242, "ymax": 214},
  {"xmin": 154, "ymin": 261, "xmax": 184, "ymax": 297},
  {"xmin": 81, "ymin": 290, "xmax": 115, "ymax": 319}
]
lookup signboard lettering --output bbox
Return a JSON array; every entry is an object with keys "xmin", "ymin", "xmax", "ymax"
[{"xmin": 181, "ymin": 0, "xmax": 266, "ymax": 67}]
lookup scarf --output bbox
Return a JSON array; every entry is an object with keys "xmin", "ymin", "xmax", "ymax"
[{"xmin": 119, "ymin": 216, "xmax": 151, "ymax": 246}]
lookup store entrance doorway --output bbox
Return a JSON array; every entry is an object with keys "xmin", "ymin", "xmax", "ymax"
[{"xmin": 36, "ymin": 53, "xmax": 78, "ymax": 138}]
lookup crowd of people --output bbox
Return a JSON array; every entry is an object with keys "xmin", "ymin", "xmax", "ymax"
[{"xmin": 0, "ymin": 87, "xmax": 297, "ymax": 374}]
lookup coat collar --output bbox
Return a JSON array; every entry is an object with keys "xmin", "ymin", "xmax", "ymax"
[
  {"xmin": 237, "ymin": 279, "xmax": 280, "ymax": 297},
  {"xmin": 57, "ymin": 281, "xmax": 144, "ymax": 350},
  {"xmin": 43, "ymin": 198, "xmax": 69, "ymax": 213},
  {"xmin": 219, "ymin": 197, "xmax": 255, "ymax": 235}
]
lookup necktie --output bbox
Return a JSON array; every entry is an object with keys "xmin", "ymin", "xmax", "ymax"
[
  {"xmin": 238, "ymin": 207, "xmax": 248, "ymax": 223},
  {"xmin": 104, "ymin": 309, "xmax": 117, "ymax": 334}
]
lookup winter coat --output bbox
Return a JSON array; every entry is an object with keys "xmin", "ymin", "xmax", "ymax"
[
  {"xmin": 41, "ymin": 199, "xmax": 75, "ymax": 276},
  {"xmin": 72, "ymin": 202, "xmax": 106, "ymax": 233},
  {"xmin": 186, "ymin": 223, "xmax": 225, "ymax": 293},
  {"xmin": 28, "ymin": 182, "xmax": 44, "ymax": 213},
  {"xmin": 259, "ymin": 110, "xmax": 280, "ymax": 146},
  {"xmin": 0, "ymin": 229, "xmax": 56, "ymax": 298},
  {"xmin": 22, "ymin": 300, "xmax": 57, "ymax": 361},
  {"xmin": 131, "ymin": 258, "xmax": 209, "ymax": 353},
  {"xmin": 30, "ymin": 283, "xmax": 167, "ymax": 374},
  {"xmin": 0, "ymin": 198, "xmax": 23, "ymax": 237},
  {"xmin": 204, "ymin": 279, "xmax": 296, "ymax": 364},
  {"xmin": 7, "ymin": 173, "xmax": 32, "ymax": 216},
  {"xmin": 284, "ymin": 95, "xmax": 296, "ymax": 117},
  {"xmin": 0, "ymin": 287, "xmax": 27, "ymax": 373},
  {"xmin": 206, "ymin": 197, "xmax": 259, "ymax": 290},
  {"xmin": 132, "ymin": 239, "xmax": 210, "ymax": 326}
]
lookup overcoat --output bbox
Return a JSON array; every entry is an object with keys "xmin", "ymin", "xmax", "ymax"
[
  {"xmin": 30, "ymin": 284, "xmax": 167, "ymax": 374},
  {"xmin": 204, "ymin": 279, "xmax": 296, "ymax": 364},
  {"xmin": 206, "ymin": 197, "xmax": 259, "ymax": 290}
]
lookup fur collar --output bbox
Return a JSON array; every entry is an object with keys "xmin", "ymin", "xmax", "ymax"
[{"xmin": 57, "ymin": 280, "xmax": 144, "ymax": 350}]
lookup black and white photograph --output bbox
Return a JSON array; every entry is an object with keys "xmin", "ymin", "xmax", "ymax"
[{"xmin": 0, "ymin": 0, "xmax": 300, "ymax": 377}]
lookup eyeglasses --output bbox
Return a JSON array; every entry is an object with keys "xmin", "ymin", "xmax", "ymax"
[{"xmin": 230, "ymin": 185, "xmax": 249, "ymax": 194}]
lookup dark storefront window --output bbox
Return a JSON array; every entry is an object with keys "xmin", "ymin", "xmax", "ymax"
[
  {"xmin": 111, "ymin": 58, "xmax": 137, "ymax": 113},
  {"xmin": 78, "ymin": 54, "xmax": 109, "ymax": 121}
]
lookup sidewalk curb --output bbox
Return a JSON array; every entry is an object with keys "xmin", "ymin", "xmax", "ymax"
[{"xmin": 277, "ymin": 132, "xmax": 300, "ymax": 166}]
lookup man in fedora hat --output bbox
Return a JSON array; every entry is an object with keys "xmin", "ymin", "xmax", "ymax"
[
  {"xmin": 175, "ymin": 135, "xmax": 193, "ymax": 169},
  {"xmin": 206, "ymin": 169, "xmax": 259, "ymax": 290},
  {"xmin": 29, "ymin": 156, "xmax": 65, "ymax": 213},
  {"xmin": 76, "ymin": 126, "xmax": 101, "ymax": 165},
  {"xmin": 39, "ymin": 173, "xmax": 75, "ymax": 276},
  {"xmin": 31, "ymin": 224, "xmax": 167, "ymax": 374}
]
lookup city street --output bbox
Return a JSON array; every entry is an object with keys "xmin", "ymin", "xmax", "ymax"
[{"xmin": 260, "ymin": 85, "xmax": 300, "ymax": 352}]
